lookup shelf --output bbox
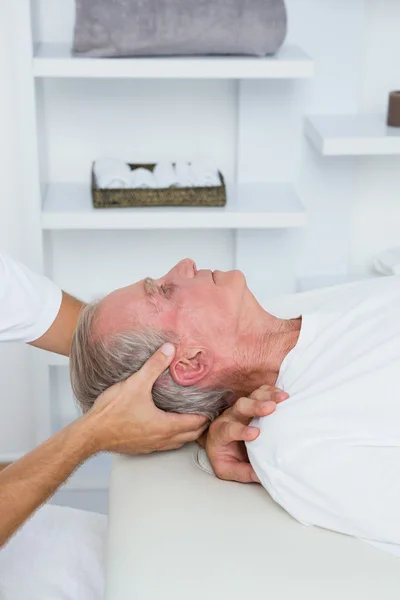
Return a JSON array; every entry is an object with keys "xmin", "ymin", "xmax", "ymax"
[
  {"xmin": 305, "ymin": 114, "xmax": 400, "ymax": 156},
  {"xmin": 33, "ymin": 43, "xmax": 314, "ymax": 79},
  {"xmin": 41, "ymin": 182, "xmax": 306, "ymax": 230}
]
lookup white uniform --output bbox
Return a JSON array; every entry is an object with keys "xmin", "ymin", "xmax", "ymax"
[
  {"xmin": 0, "ymin": 253, "xmax": 106, "ymax": 599},
  {"xmin": 0, "ymin": 253, "xmax": 62, "ymax": 342},
  {"xmin": 247, "ymin": 276, "xmax": 400, "ymax": 556}
]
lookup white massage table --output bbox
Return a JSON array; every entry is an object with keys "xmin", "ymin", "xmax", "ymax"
[{"xmin": 105, "ymin": 281, "xmax": 400, "ymax": 599}]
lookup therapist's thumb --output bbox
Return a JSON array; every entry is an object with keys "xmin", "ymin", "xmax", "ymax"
[{"xmin": 137, "ymin": 343, "xmax": 176, "ymax": 386}]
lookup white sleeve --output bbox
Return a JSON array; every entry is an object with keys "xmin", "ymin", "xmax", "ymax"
[{"xmin": 0, "ymin": 253, "xmax": 63, "ymax": 343}]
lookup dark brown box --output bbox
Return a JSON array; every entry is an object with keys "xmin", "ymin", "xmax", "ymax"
[{"xmin": 387, "ymin": 91, "xmax": 400, "ymax": 127}]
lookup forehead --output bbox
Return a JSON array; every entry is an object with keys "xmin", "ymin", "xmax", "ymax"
[{"xmin": 95, "ymin": 279, "xmax": 152, "ymax": 337}]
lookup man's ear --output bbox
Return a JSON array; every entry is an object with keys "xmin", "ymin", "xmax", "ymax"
[{"xmin": 169, "ymin": 348, "xmax": 213, "ymax": 387}]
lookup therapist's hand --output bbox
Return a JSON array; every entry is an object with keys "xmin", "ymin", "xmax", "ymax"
[
  {"xmin": 206, "ymin": 385, "xmax": 288, "ymax": 484},
  {"xmin": 84, "ymin": 343, "xmax": 208, "ymax": 455},
  {"xmin": 0, "ymin": 343, "xmax": 207, "ymax": 549}
]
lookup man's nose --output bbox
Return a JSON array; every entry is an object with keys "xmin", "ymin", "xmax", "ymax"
[{"xmin": 176, "ymin": 258, "xmax": 196, "ymax": 279}]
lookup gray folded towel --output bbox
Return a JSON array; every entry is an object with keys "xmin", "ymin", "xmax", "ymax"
[{"xmin": 73, "ymin": 0, "xmax": 287, "ymax": 58}]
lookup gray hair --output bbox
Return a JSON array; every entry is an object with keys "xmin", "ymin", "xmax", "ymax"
[{"xmin": 70, "ymin": 301, "xmax": 231, "ymax": 421}]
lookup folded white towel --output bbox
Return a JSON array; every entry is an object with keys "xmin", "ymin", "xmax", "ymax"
[
  {"xmin": 153, "ymin": 161, "xmax": 179, "ymax": 189},
  {"xmin": 191, "ymin": 159, "xmax": 221, "ymax": 187},
  {"xmin": 94, "ymin": 157, "xmax": 132, "ymax": 189},
  {"xmin": 175, "ymin": 161, "xmax": 197, "ymax": 188},
  {"xmin": 0, "ymin": 504, "xmax": 106, "ymax": 600},
  {"xmin": 373, "ymin": 248, "xmax": 400, "ymax": 276},
  {"xmin": 128, "ymin": 167, "xmax": 157, "ymax": 189}
]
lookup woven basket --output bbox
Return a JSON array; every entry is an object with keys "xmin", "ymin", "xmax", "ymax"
[{"xmin": 92, "ymin": 163, "xmax": 226, "ymax": 208}]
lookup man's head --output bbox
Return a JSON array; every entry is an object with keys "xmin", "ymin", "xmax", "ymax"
[{"xmin": 70, "ymin": 258, "xmax": 262, "ymax": 420}]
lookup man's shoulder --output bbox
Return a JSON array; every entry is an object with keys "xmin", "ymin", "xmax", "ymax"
[
  {"xmin": 262, "ymin": 276, "xmax": 400, "ymax": 322},
  {"xmin": 247, "ymin": 402, "xmax": 302, "ymax": 468}
]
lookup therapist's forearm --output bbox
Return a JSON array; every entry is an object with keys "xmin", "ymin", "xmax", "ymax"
[
  {"xmin": 0, "ymin": 344, "xmax": 206, "ymax": 548},
  {"xmin": 30, "ymin": 291, "xmax": 84, "ymax": 356},
  {"xmin": 0, "ymin": 415, "xmax": 96, "ymax": 548}
]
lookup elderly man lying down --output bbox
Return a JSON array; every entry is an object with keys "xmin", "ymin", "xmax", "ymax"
[{"xmin": 70, "ymin": 259, "xmax": 400, "ymax": 554}]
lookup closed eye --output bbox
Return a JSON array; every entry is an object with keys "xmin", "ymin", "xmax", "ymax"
[{"xmin": 159, "ymin": 283, "xmax": 176, "ymax": 299}]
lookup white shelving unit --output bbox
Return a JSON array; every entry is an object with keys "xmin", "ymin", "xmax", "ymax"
[
  {"xmin": 34, "ymin": 43, "xmax": 314, "ymax": 79},
  {"xmin": 305, "ymin": 114, "xmax": 400, "ymax": 156},
  {"xmin": 13, "ymin": 0, "xmax": 315, "ymax": 491},
  {"xmin": 41, "ymin": 183, "xmax": 306, "ymax": 230}
]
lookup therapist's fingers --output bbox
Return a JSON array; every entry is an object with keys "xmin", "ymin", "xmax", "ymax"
[
  {"xmin": 134, "ymin": 343, "xmax": 176, "ymax": 389},
  {"xmin": 170, "ymin": 425, "xmax": 210, "ymax": 446},
  {"xmin": 230, "ymin": 397, "xmax": 277, "ymax": 423},
  {"xmin": 151, "ymin": 421, "xmax": 208, "ymax": 452},
  {"xmin": 167, "ymin": 413, "xmax": 209, "ymax": 436},
  {"xmin": 160, "ymin": 442, "xmax": 186, "ymax": 451}
]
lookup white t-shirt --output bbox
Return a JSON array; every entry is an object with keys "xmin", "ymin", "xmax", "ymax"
[
  {"xmin": 247, "ymin": 276, "xmax": 400, "ymax": 555},
  {"xmin": 0, "ymin": 253, "xmax": 62, "ymax": 343}
]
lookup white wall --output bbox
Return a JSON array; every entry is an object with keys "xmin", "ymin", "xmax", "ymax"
[
  {"xmin": 351, "ymin": 0, "xmax": 400, "ymax": 274},
  {"xmin": 0, "ymin": 0, "xmax": 399, "ymax": 454},
  {"xmin": 237, "ymin": 0, "xmax": 364, "ymax": 299},
  {"xmin": 0, "ymin": 2, "xmax": 35, "ymax": 456},
  {"xmin": 36, "ymin": 0, "xmax": 238, "ymax": 305}
]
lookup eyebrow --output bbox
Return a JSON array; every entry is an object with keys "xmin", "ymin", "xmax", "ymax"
[
  {"xmin": 143, "ymin": 277, "xmax": 157, "ymax": 297},
  {"xmin": 143, "ymin": 277, "xmax": 159, "ymax": 308}
]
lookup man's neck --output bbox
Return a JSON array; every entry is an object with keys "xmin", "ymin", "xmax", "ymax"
[{"xmin": 223, "ymin": 314, "xmax": 302, "ymax": 399}]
